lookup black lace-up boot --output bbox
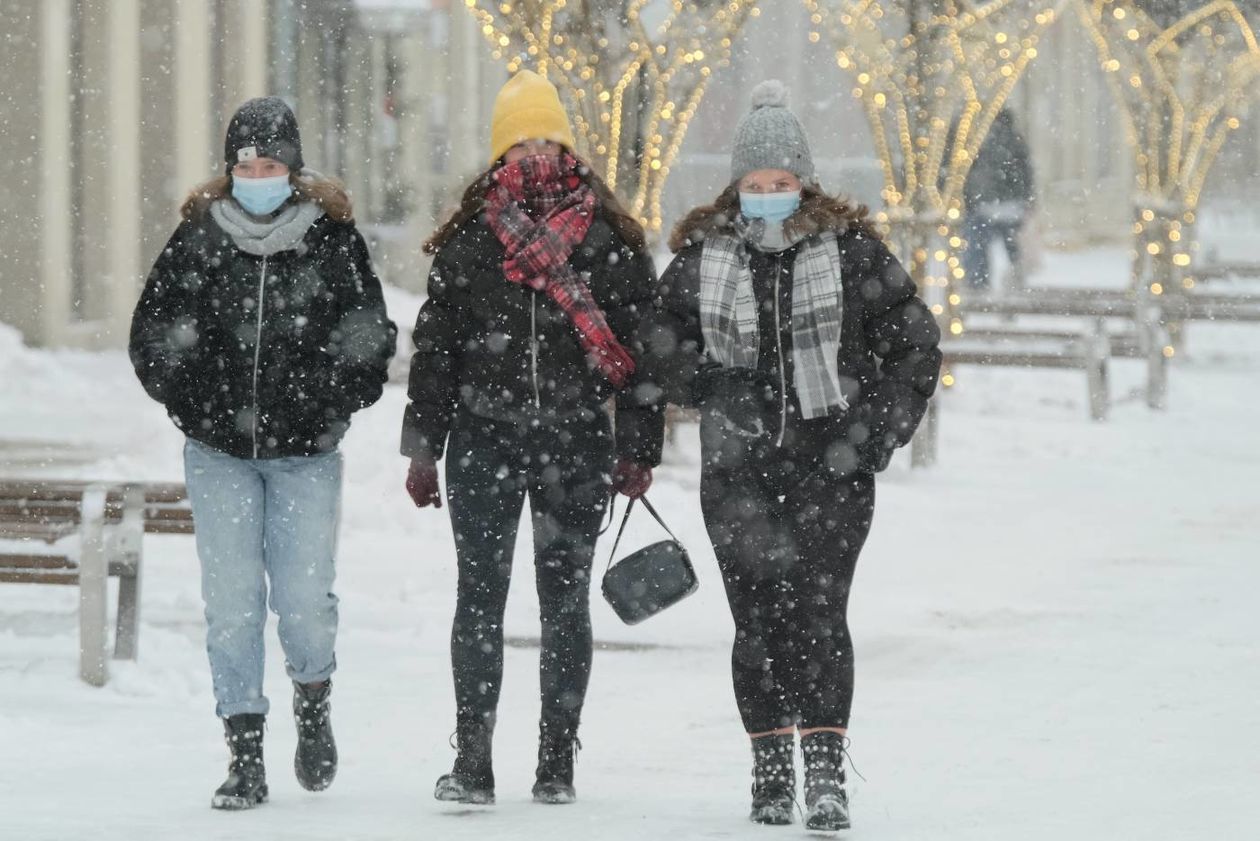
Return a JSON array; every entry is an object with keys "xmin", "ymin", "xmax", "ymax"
[
  {"xmin": 435, "ymin": 715, "xmax": 495, "ymax": 805},
  {"xmin": 749, "ymin": 733, "xmax": 796, "ymax": 825},
  {"xmin": 293, "ymin": 680, "xmax": 337, "ymax": 791},
  {"xmin": 532, "ymin": 719, "xmax": 580, "ymax": 804},
  {"xmin": 802, "ymin": 732, "xmax": 850, "ymax": 831},
  {"xmin": 212, "ymin": 714, "xmax": 268, "ymax": 810}
]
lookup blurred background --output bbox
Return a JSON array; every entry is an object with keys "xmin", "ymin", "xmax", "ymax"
[{"xmin": 1, "ymin": 0, "xmax": 1258, "ymax": 349}]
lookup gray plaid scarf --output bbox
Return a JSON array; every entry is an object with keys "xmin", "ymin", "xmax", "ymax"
[{"xmin": 699, "ymin": 222, "xmax": 848, "ymax": 419}]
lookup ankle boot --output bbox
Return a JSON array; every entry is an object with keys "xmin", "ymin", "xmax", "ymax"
[
  {"xmin": 532, "ymin": 719, "xmax": 580, "ymax": 804},
  {"xmin": 749, "ymin": 733, "xmax": 796, "ymax": 825},
  {"xmin": 435, "ymin": 715, "xmax": 495, "ymax": 805},
  {"xmin": 801, "ymin": 732, "xmax": 850, "ymax": 832},
  {"xmin": 293, "ymin": 680, "xmax": 337, "ymax": 792},
  {"xmin": 212, "ymin": 714, "xmax": 268, "ymax": 810}
]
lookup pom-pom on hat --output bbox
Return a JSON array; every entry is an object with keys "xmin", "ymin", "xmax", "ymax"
[{"xmin": 729, "ymin": 80, "xmax": 817, "ymax": 186}]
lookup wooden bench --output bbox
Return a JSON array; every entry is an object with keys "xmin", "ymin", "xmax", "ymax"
[
  {"xmin": 911, "ymin": 320, "xmax": 1112, "ymax": 467},
  {"xmin": 958, "ymin": 288, "xmax": 1170, "ymax": 408},
  {"xmin": 0, "ymin": 480, "xmax": 193, "ymax": 686},
  {"xmin": 1194, "ymin": 263, "xmax": 1260, "ymax": 282}
]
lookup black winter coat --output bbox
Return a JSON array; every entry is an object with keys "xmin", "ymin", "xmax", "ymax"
[
  {"xmin": 642, "ymin": 213, "xmax": 941, "ymax": 473},
  {"xmin": 130, "ymin": 208, "xmax": 396, "ymax": 459},
  {"xmin": 401, "ymin": 213, "xmax": 663, "ymax": 465},
  {"xmin": 963, "ymin": 110, "xmax": 1034, "ymax": 210}
]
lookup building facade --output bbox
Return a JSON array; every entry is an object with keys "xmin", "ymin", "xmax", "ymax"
[{"xmin": 0, "ymin": 0, "xmax": 502, "ymax": 348}]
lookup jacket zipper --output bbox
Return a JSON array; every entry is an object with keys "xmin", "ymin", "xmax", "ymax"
[
  {"xmin": 251, "ymin": 255, "xmax": 268, "ymax": 459},
  {"xmin": 773, "ymin": 256, "xmax": 788, "ymax": 447},
  {"xmin": 530, "ymin": 291, "xmax": 542, "ymax": 408}
]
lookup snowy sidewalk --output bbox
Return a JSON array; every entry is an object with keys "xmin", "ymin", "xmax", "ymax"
[{"xmin": 3, "ymin": 261, "xmax": 1260, "ymax": 840}]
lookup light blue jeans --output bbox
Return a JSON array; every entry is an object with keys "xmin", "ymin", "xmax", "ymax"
[{"xmin": 183, "ymin": 438, "xmax": 342, "ymax": 718}]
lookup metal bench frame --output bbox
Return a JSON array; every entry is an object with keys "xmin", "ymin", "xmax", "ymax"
[{"xmin": 0, "ymin": 481, "xmax": 191, "ymax": 686}]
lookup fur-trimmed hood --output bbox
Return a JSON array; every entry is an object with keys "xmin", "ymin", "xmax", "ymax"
[
  {"xmin": 668, "ymin": 188, "xmax": 875, "ymax": 253},
  {"xmin": 181, "ymin": 170, "xmax": 353, "ymax": 223}
]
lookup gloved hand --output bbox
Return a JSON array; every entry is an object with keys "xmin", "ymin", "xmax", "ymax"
[
  {"xmin": 406, "ymin": 455, "xmax": 442, "ymax": 508},
  {"xmin": 856, "ymin": 436, "xmax": 896, "ymax": 474},
  {"xmin": 611, "ymin": 458, "xmax": 653, "ymax": 498},
  {"xmin": 693, "ymin": 366, "xmax": 780, "ymax": 439}
]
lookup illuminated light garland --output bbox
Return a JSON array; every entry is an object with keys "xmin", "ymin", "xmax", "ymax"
[
  {"xmin": 1077, "ymin": 0, "xmax": 1260, "ymax": 350},
  {"xmin": 805, "ymin": 0, "xmax": 1066, "ymax": 336},
  {"xmin": 467, "ymin": 0, "xmax": 756, "ymax": 232}
]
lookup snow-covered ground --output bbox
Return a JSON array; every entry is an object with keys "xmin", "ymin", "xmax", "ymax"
[{"xmin": 3, "ymin": 248, "xmax": 1259, "ymax": 841}]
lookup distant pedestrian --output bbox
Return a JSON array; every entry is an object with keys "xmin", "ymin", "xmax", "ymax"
[{"xmin": 961, "ymin": 107, "xmax": 1035, "ymax": 290}]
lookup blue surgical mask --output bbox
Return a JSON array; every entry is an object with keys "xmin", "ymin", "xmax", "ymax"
[
  {"xmin": 232, "ymin": 174, "xmax": 293, "ymax": 216},
  {"xmin": 739, "ymin": 190, "xmax": 802, "ymax": 224}
]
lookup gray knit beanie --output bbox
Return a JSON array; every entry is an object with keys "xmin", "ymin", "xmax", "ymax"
[{"xmin": 730, "ymin": 80, "xmax": 817, "ymax": 186}]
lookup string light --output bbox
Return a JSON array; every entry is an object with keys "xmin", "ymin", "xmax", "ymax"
[
  {"xmin": 466, "ymin": 0, "xmax": 756, "ymax": 232},
  {"xmin": 804, "ymin": 0, "xmax": 1061, "ymax": 331},
  {"xmin": 1078, "ymin": 0, "xmax": 1260, "ymax": 349}
]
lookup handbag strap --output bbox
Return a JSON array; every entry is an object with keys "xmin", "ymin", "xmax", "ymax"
[{"xmin": 604, "ymin": 495, "xmax": 681, "ymax": 573}]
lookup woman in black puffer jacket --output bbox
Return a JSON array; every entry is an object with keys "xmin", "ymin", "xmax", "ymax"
[
  {"xmin": 639, "ymin": 81, "xmax": 941, "ymax": 832},
  {"xmin": 130, "ymin": 97, "xmax": 396, "ymax": 811},
  {"xmin": 401, "ymin": 70, "xmax": 661, "ymax": 807}
]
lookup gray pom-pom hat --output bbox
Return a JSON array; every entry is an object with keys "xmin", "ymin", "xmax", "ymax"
[{"xmin": 729, "ymin": 80, "xmax": 817, "ymax": 187}]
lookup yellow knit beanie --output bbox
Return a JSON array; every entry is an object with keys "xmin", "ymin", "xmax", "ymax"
[{"xmin": 489, "ymin": 70, "xmax": 576, "ymax": 164}]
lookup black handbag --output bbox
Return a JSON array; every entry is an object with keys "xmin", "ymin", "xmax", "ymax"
[{"xmin": 601, "ymin": 495, "xmax": 698, "ymax": 625}]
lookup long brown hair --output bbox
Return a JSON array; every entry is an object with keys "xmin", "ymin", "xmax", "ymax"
[
  {"xmin": 423, "ymin": 158, "xmax": 647, "ymax": 255},
  {"xmin": 668, "ymin": 184, "xmax": 880, "ymax": 253},
  {"xmin": 180, "ymin": 171, "xmax": 354, "ymax": 223}
]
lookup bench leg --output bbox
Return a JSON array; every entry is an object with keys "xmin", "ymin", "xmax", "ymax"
[
  {"xmin": 912, "ymin": 397, "xmax": 939, "ymax": 468},
  {"xmin": 113, "ymin": 485, "xmax": 144, "ymax": 660},
  {"xmin": 1085, "ymin": 319, "xmax": 1110, "ymax": 422},
  {"xmin": 79, "ymin": 487, "xmax": 110, "ymax": 687},
  {"xmin": 1087, "ymin": 359, "xmax": 1110, "ymax": 421},
  {"xmin": 1146, "ymin": 322, "xmax": 1169, "ymax": 411}
]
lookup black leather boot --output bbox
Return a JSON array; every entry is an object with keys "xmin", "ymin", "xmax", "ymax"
[
  {"xmin": 435, "ymin": 715, "xmax": 495, "ymax": 805},
  {"xmin": 749, "ymin": 733, "xmax": 796, "ymax": 825},
  {"xmin": 293, "ymin": 680, "xmax": 337, "ymax": 792},
  {"xmin": 532, "ymin": 719, "xmax": 580, "ymax": 804},
  {"xmin": 802, "ymin": 732, "xmax": 850, "ymax": 831},
  {"xmin": 212, "ymin": 714, "xmax": 268, "ymax": 810}
]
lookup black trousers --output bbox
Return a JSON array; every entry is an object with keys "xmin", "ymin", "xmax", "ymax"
[
  {"xmin": 444, "ymin": 411, "xmax": 613, "ymax": 733},
  {"xmin": 700, "ymin": 432, "xmax": 876, "ymax": 733}
]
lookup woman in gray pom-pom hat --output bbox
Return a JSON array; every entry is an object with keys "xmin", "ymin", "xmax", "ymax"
[{"xmin": 637, "ymin": 80, "xmax": 941, "ymax": 831}]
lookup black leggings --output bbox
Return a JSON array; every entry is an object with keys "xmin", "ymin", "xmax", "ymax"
[
  {"xmin": 701, "ymin": 444, "xmax": 875, "ymax": 733},
  {"xmin": 444, "ymin": 412, "xmax": 613, "ymax": 733}
]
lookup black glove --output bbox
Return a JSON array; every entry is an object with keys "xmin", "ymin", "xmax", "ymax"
[
  {"xmin": 855, "ymin": 435, "xmax": 896, "ymax": 474},
  {"xmin": 694, "ymin": 366, "xmax": 780, "ymax": 439}
]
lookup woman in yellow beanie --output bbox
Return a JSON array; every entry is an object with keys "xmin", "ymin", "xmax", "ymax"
[{"xmin": 400, "ymin": 70, "xmax": 663, "ymax": 806}]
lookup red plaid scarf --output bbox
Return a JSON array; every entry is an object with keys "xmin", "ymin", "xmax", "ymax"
[{"xmin": 483, "ymin": 153, "xmax": 636, "ymax": 389}]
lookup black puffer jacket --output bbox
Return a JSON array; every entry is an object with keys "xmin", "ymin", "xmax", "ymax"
[
  {"xmin": 401, "ymin": 212, "xmax": 662, "ymax": 465},
  {"xmin": 642, "ymin": 200, "xmax": 941, "ymax": 473},
  {"xmin": 130, "ymin": 203, "xmax": 396, "ymax": 459}
]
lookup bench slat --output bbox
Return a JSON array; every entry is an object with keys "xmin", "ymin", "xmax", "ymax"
[
  {"xmin": 0, "ymin": 521, "xmax": 80, "ymax": 542},
  {"xmin": 0, "ymin": 554, "xmax": 76, "ymax": 570},
  {"xmin": 0, "ymin": 570, "xmax": 80, "ymax": 585},
  {"xmin": 0, "ymin": 481, "xmax": 187, "ymax": 504}
]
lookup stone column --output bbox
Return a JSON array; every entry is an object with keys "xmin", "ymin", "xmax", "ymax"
[
  {"xmin": 174, "ymin": 0, "xmax": 216, "ymax": 193},
  {"xmin": 220, "ymin": 0, "xmax": 270, "ymax": 121},
  {"xmin": 40, "ymin": 0, "xmax": 74, "ymax": 345},
  {"xmin": 105, "ymin": 0, "xmax": 143, "ymax": 347}
]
